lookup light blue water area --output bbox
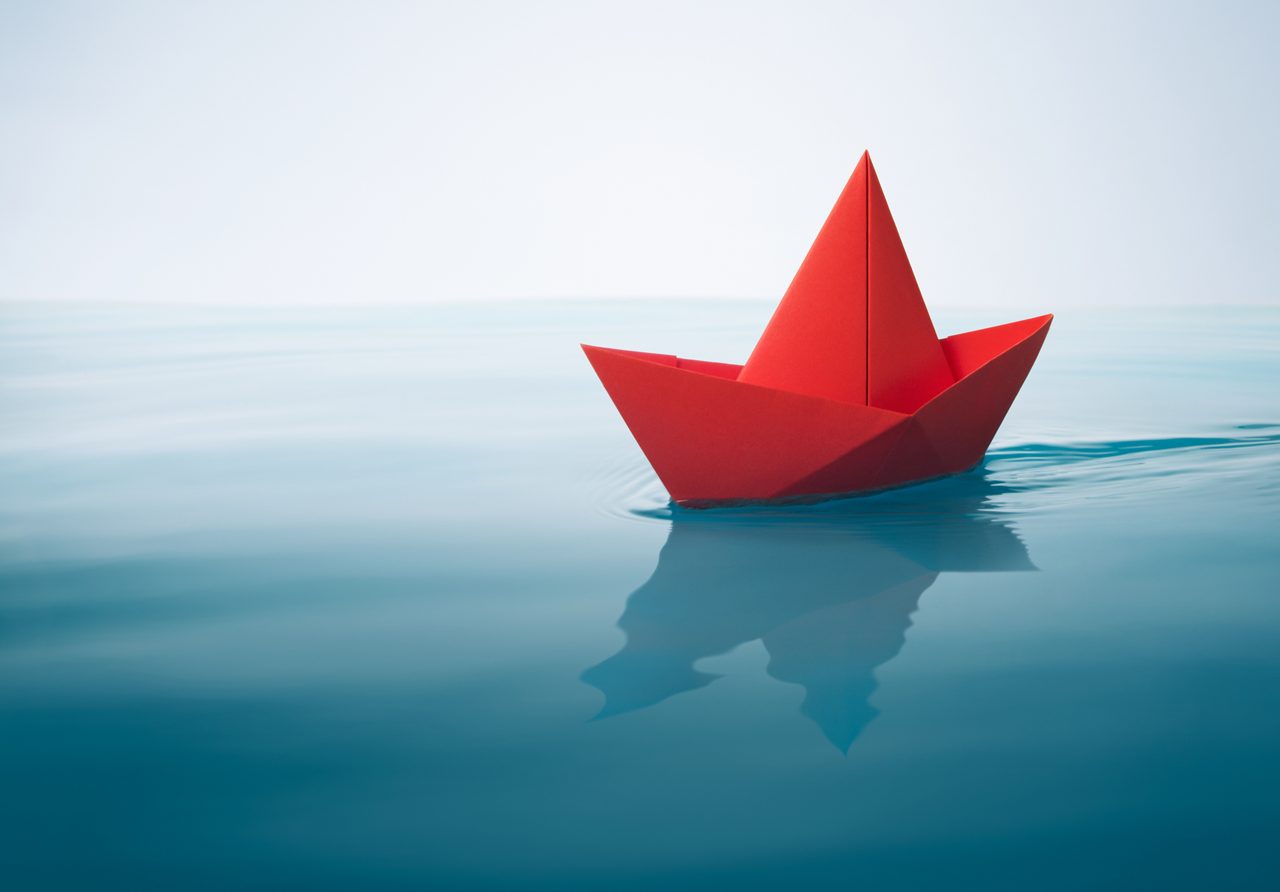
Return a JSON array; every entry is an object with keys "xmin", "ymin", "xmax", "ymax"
[{"xmin": 2, "ymin": 300, "xmax": 1279, "ymax": 890}]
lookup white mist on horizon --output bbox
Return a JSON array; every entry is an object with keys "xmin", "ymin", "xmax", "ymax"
[{"xmin": 2, "ymin": 1, "xmax": 1278, "ymax": 309}]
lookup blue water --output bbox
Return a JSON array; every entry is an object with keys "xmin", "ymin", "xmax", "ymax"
[{"xmin": 2, "ymin": 301, "xmax": 1279, "ymax": 890}]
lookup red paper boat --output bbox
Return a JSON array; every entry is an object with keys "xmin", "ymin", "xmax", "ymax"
[{"xmin": 583, "ymin": 152, "xmax": 1052, "ymax": 506}]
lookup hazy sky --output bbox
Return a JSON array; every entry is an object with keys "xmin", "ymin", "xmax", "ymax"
[{"xmin": 2, "ymin": 1, "xmax": 1277, "ymax": 307}]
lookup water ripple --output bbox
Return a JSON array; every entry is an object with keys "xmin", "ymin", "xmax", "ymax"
[{"xmin": 593, "ymin": 425, "xmax": 1280, "ymax": 526}]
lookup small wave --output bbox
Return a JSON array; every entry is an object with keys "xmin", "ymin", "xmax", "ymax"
[
  {"xmin": 986, "ymin": 429, "xmax": 1280, "ymax": 468},
  {"xmin": 591, "ymin": 458, "xmax": 671, "ymax": 523},
  {"xmin": 593, "ymin": 426, "xmax": 1280, "ymax": 525}
]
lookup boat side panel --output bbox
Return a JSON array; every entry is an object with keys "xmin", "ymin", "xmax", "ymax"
[
  {"xmin": 583, "ymin": 345, "xmax": 904, "ymax": 503},
  {"xmin": 916, "ymin": 318, "xmax": 1052, "ymax": 470}
]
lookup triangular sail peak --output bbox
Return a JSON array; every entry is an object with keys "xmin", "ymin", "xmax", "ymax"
[
  {"xmin": 739, "ymin": 152, "xmax": 954, "ymax": 412},
  {"xmin": 738, "ymin": 155, "xmax": 869, "ymax": 404},
  {"xmin": 865, "ymin": 156, "xmax": 954, "ymax": 413}
]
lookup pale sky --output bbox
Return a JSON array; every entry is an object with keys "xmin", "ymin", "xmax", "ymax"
[{"xmin": 2, "ymin": 0, "xmax": 1277, "ymax": 307}]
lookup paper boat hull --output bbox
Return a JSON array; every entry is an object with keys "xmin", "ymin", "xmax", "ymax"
[{"xmin": 584, "ymin": 314, "xmax": 1051, "ymax": 505}]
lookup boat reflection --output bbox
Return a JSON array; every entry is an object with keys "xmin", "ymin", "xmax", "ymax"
[{"xmin": 583, "ymin": 471, "xmax": 1035, "ymax": 752}]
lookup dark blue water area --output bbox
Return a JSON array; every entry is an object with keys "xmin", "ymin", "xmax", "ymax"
[{"xmin": 2, "ymin": 301, "xmax": 1279, "ymax": 890}]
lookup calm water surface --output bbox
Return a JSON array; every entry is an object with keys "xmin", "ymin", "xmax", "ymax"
[{"xmin": 2, "ymin": 301, "xmax": 1279, "ymax": 890}]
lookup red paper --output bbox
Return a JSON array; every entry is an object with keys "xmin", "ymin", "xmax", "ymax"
[{"xmin": 584, "ymin": 152, "xmax": 1052, "ymax": 505}]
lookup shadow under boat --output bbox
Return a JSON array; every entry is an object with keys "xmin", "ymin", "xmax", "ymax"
[{"xmin": 582, "ymin": 468, "xmax": 1036, "ymax": 753}]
